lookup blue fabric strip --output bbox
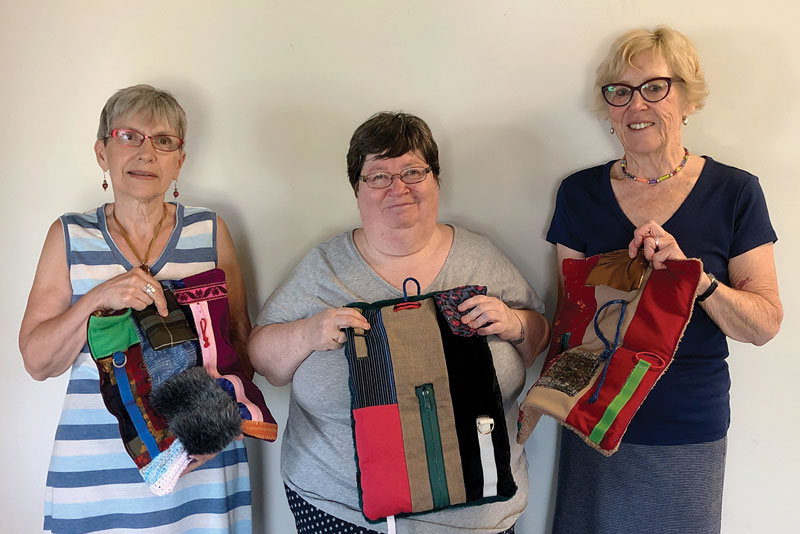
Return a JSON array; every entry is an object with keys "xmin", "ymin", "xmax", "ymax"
[
  {"xmin": 55, "ymin": 423, "xmax": 121, "ymax": 440},
  {"xmin": 43, "ymin": 492, "xmax": 251, "ymax": 533},
  {"xmin": 111, "ymin": 351, "xmax": 160, "ymax": 458}
]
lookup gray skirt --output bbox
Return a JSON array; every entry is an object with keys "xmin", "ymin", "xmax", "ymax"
[{"xmin": 552, "ymin": 429, "xmax": 727, "ymax": 534}]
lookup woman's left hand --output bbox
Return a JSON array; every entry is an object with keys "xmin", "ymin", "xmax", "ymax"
[
  {"xmin": 457, "ymin": 295, "xmax": 523, "ymax": 342},
  {"xmin": 628, "ymin": 219, "xmax": 687, "ymax": 269}
]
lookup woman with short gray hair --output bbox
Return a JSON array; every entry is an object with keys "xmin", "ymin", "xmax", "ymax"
[{"xmin": 20, "ymin": 84, "xmax": 254, "ymax": 533}]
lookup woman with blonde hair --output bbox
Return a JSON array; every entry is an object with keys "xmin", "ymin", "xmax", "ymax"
[{"xmin": 546, "ymin": 27, "xmax": 782, "ymax": 533}]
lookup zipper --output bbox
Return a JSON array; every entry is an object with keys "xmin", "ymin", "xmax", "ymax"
[{"xmin": 416, "ymin": 383, "xmax": 450, "ymax": 508}]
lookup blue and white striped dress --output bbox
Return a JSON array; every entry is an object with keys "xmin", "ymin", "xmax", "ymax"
[{"xmin": 44, "ymin": 202, "xmax": 252, "ymax": 534}]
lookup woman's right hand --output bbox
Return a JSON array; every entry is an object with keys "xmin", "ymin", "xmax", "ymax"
[
  {"xmin": 303, "ymin": 307, "xmax": 371, "ymax": 352},
  {"xmin": 89, "ymin": 268, "xmax": 169, "ymax": 317},
  {"xmin": 249, "ymin": 307, "xmax": 371, "ymax": 386}
]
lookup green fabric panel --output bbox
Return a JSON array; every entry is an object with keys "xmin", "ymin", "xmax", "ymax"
[
  {"xmin": 416, "ymin": 383, "xmax": 450, "ymax": 508},
  {"xmin": 588, "ymin": 359, "xmax": 651, "ymax": 444},
  {"xmin": 87, "ymin": 310, "xmax": 139, "ymax": 360}
]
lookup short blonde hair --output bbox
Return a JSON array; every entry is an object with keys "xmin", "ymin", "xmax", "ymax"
[
  {"xmin": 593, "ymin": 26, "xmax": 708, "ymax": 118},
  {"xmin": 97, "ymin": 84, "xmax": 187, "ymax": 143}
]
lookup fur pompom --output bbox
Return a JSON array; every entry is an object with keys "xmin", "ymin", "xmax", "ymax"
[{"xmin": 151, "ymin": 367, "xmax": 241, "ymax": 455}]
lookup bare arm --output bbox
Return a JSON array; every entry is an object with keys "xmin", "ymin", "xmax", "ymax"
[
  {"xmin": 509, "ymin": 309, "xmax": 551, "ymax": 367},
  {"xmin": 216, "ymin": 217, "xmax": 253, "ymax": 377},
  {"xmin": 630, "ymin": 221, "xmax": 782, "ymax": 346},
  {"xmin": 697, "ymin": 243, "xmax": 782, "ymax": 345},
  {"xmin": 19, "ymin": 220, "xmax": 168, "ymax": 381},
  {"xmin": 249, "ymin": 308, "xmax": 370, "ymax": 387}
]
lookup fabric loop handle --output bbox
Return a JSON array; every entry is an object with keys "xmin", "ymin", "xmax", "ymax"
[
  {"xmin": 588, "ymin": 299, "xmax": 627, "ymax": 404},
  {"xmin": 402, "ymin": 277, "xmax": 421, "ymax": 301}
]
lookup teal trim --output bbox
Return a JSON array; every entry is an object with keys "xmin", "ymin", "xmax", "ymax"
[
  {"xmin": 559, "ymin": 332, "xmax": 572, "ymax": 353},
  {"xmin": 416, "ymin": 384, "xmax": 450, "ymax": 508}
]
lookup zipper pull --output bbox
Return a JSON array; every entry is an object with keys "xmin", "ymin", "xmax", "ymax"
[{"xmin": 421, "ymin": 385, "xmax": 432, "ymax": 410}]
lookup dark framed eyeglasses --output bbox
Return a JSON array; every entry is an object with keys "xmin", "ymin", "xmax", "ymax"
[
  {"xmin": 108, "ymin": 128, "xmax": 184, "ymax": 152},
  {"xmin": 601, "ymin": 77, "xmax": 678, "ymax": 107},
  {"xmin": 360, "ymin": 166, "xmax": 431, "ymax": 189}
]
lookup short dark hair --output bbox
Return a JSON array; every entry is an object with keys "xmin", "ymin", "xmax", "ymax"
[{"xmin": 346, "ymin": 112, "xmax": 440, "ymax": 194}]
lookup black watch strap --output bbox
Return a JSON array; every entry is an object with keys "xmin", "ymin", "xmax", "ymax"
[{"xmin": 696, "ymin": 272, "xmax": 719, "ymax": 302}]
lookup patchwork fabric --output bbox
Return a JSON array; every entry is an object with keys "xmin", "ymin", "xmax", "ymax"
[
  {"xmin": 132, "ymin": 289, "xmax": 197, "ymax": 350},
  {"xmin": 432, "ymin": 285, "xmax": 487, "ymax": 336},
  {"xmin": 174, "ymin": 269, "xmax": 278, "ymax": 441},
  {"xmin": 87, "ymin": 268, "xmax": 278, "ymax": 495},
  {"xmin": 344, "ymin": 282, "xmax": 515, "ymax": 523},
  {"xmin": 517, "ymin": 250, "xmax": 702, "ymax": 455}
]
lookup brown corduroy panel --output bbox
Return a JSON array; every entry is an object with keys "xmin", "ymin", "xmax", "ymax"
[{"xmin": 381, "ymin": 299, "xmax": 467, "ymax": 511}]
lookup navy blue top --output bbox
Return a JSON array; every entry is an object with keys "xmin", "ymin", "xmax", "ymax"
[{"xmin": 547, "ymin": 157, "xmax": 777, "ymax": 445}]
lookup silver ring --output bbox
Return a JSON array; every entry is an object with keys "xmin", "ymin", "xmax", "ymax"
[
  {"xmin": 653, "ymin": 235, "xmax": 660, "ymax": 249},
  {"xmin": 144, "ymin": 283, "xmax": 156, "ymax": 296}
]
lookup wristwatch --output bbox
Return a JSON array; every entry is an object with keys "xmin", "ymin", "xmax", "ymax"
[{"xmin": 696, "ymin": 272, "xmax": 719, "ymax": 302}]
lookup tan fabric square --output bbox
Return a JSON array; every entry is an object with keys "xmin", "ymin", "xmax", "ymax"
[{"xmin": 381, "ymin": 299, "xmax": 466, "ymax": 510}]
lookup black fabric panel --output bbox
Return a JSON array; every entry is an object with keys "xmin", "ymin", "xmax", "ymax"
[{"xmin": 435, "ymin": 308, "xmax": 516, "ymax": 501}]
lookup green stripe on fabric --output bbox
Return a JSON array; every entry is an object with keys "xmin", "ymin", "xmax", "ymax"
[
  {"xmin": 588, "ymin": 359, "xmax": 651, "ymax": 444},
  {"xmin": 87, "ymin": 310, "xmax": 139, "ymax": 359}
]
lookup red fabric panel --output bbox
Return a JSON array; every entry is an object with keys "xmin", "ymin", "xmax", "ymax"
[
  {"xmin": 565, "ymin": 346, "xmax": 639, "ymax": 437},
  {"xmin": 182, "ymin": 269, "xmax": 278, "ymax": 427},
  {"xmin": 597, "ymin": 260, "xmax": 701, "ymax": 449},
  {"xmin": 565, "ymin": 260, "xmax": 701, "ymax": 448},
  {"xmin": 615, "ymin": 261, "xmax": 701, "ymax": 355},
  {"xmin": 353, "ymin": 404, "xmax": 412, "ymax": 520},
  {"xmin": 543, "ymin": 256, "xmax": 600, "ymax": 370}
]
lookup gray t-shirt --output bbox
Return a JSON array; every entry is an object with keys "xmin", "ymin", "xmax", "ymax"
[{"xmin": 257, "ymin": 225, "xmax": 544, "ymax": 533}]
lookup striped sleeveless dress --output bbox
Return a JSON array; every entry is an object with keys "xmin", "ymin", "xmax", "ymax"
[{"xmin": 44, "ymin": 202, "xmax": 252, "ymax": 534}]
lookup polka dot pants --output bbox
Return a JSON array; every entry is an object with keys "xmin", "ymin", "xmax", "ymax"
[{"xmin": 284, "ymin": 485, "xmax": 516, "ymax": 534}]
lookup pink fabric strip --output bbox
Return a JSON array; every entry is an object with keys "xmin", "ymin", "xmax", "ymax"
[{"xmin": 190, "ymin": 301, "xmax": 264, "ymax": 422}]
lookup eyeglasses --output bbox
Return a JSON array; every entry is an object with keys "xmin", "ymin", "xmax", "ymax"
[
  {"xmin": 601, "ymin": 77, "xmax": 678, "ymax": 107},
  {"xmin": 108, "ymin": 128, "xmax": 184, "ymax": 152},
  {"xmin": 360, "ymin": 166, "xmax": 431, "ymax": 189}
]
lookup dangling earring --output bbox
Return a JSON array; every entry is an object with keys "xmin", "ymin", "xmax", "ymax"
[
  {"xmin": 610, "ymin": 126, "xmax": 615, "ymax": 135},
  {"xmin": 173, "ymin": 179, "xmax": 179, "ymax": 198},
  {"xmin": 102, "ymin": 170, "xmax": 109, "ymax": 191},
  {"xmin": 682, "ymin": 116, "xmax": 689, "ymax": 125}
]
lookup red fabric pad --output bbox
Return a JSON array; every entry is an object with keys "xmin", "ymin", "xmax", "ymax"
[
  {"xmin": 353, "ymin": 404, "xmax": 412, "ymax": 521},
  {"xmin": 564, "ymin": 259, "xmax": 702, "ymax": 450}
]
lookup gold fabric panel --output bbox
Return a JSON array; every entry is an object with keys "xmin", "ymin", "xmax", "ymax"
[{"xmin": 585, "ymin": 249, "xmax": 649, "ymax": 292}]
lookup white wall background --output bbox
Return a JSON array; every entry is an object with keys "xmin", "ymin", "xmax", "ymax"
[{"xmin": 2, "ymin": 1, "xmax": 797, "ymax": 532}]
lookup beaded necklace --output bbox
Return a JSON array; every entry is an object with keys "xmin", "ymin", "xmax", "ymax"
[
  {"xmin": 620, "ymin": 147, "xmax": 689, "ymax": 185},
  {"xmin": 112, "ymin": 203, "xmax": 167, "ymax": 274}
]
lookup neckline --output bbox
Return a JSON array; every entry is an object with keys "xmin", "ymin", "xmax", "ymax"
[
  {"xmin": 346, "ymin": 224, "xmax": 458, "ymax": 297},
  {"xmin": 603, "ymin": 156, "xmax": 714, "ymax": 231},
  {"xmin": 98, "ymin": 201, "xmax": 183, "ymax": 276}
]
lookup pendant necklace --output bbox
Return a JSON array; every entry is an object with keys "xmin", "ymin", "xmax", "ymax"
[{"xmin": 112, "ymin": 203, "xmax": 167, "ymax": 274}]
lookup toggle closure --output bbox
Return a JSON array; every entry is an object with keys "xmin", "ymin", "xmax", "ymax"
[{"xmin": 476, "ymin": 416, "xmax": 495, "ymax": 435}]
